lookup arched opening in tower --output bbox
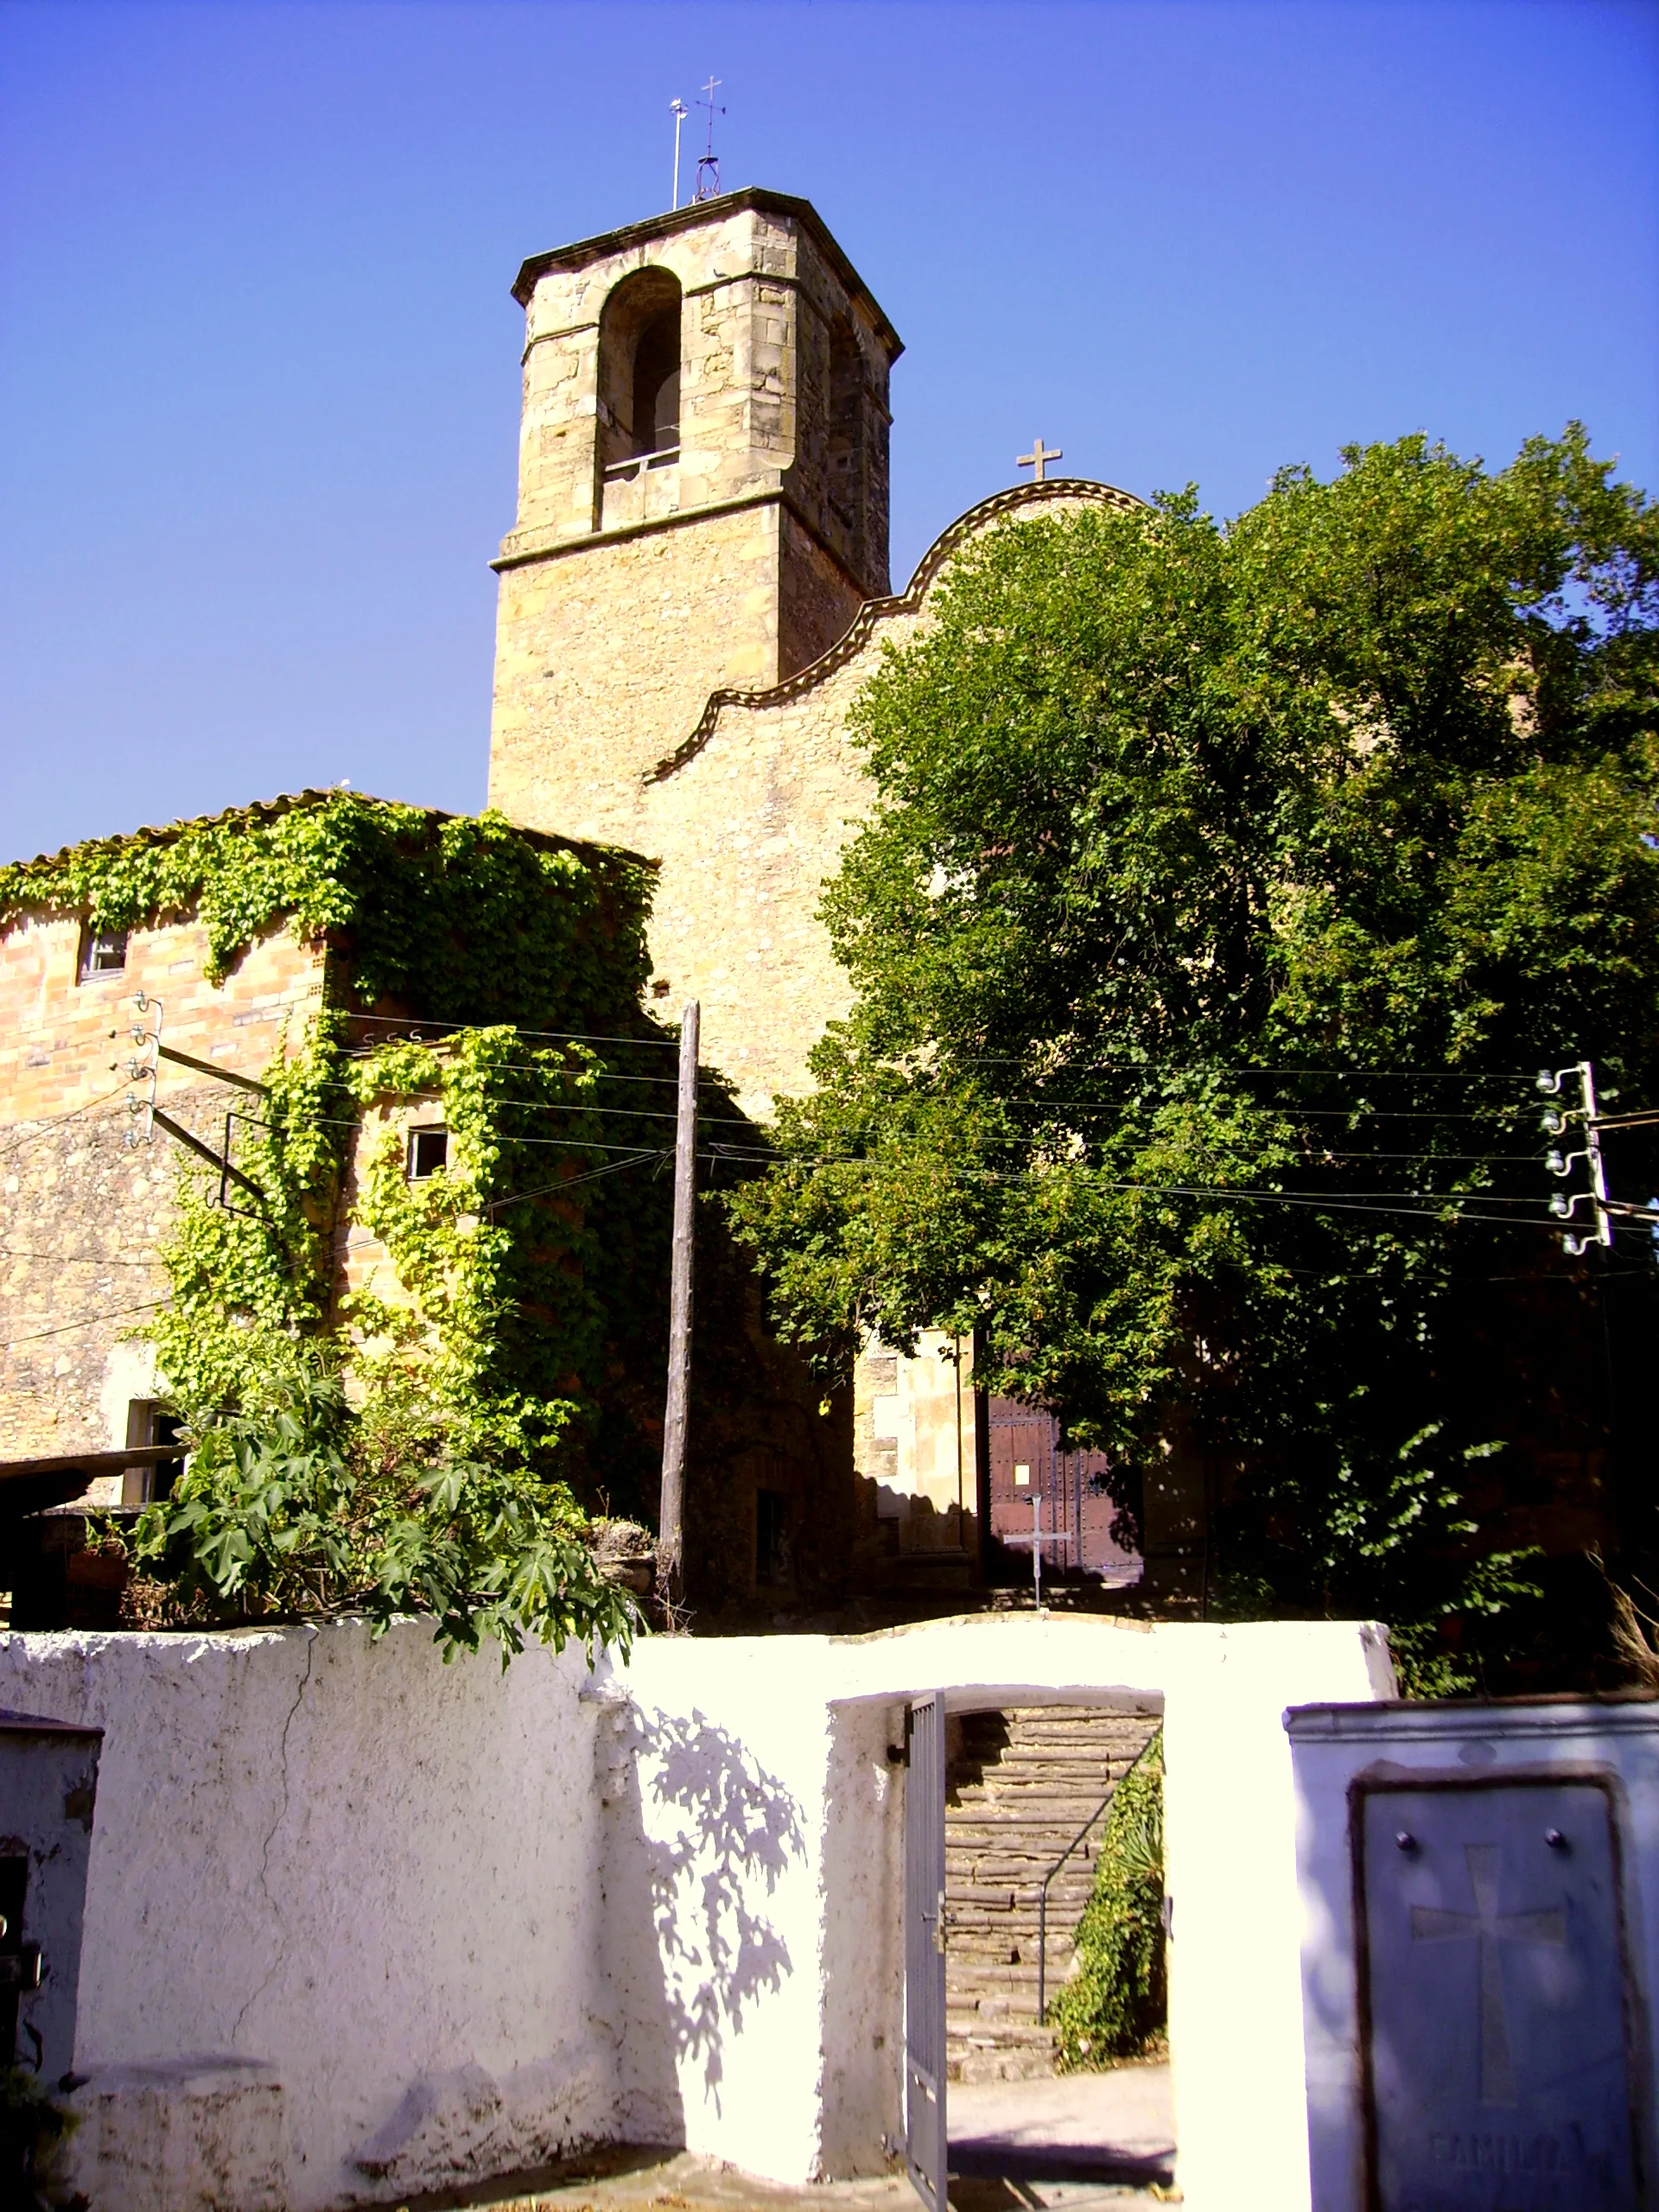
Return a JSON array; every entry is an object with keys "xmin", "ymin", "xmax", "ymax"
[{"xmin": 597, "ymin": 268, "xmax": 683, "ymax": 513}]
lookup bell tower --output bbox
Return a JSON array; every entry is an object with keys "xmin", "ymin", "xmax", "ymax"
[{"xmin": 486, "ymin": 188, "xmax": 902, "ymax": 855}]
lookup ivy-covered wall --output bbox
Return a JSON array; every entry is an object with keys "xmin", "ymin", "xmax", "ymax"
[
  {"xmin": 1, "ymin": 791, "xmax": 852, "ymax": 1614},
  {"xmin": 2, "ymin": 793, "xmax": 668, "ymax": 1485}
]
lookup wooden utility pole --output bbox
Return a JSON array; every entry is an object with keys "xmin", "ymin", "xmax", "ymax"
[{"xmin": 655, "ymin": 1001, "xmax": 699, "ymax": 1617}]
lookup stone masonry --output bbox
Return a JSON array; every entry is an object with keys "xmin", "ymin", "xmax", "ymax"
[
  {"xmin": 486, "ymin": 184, "xmax": 1144, "ymax": 1114},
  {"xmin": 945, "ymin": 1704, "xmax": 1162, "ymax": 2082},
  {"xmin": 0, "ymin": 910, "xmax": 326, "ymax": 1468}
]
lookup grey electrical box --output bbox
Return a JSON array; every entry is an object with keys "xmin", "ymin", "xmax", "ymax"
[
  {"xmin": 0, "ymin": 1712, "xmax": 102, "ymax": 2085},
  {"xmin": 1286, "ymin": 1696, "xmax": 1659, "ymax": 2212}
]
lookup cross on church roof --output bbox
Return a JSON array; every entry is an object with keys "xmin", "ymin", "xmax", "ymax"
[{"xmin": 1017, "ymin": 437, "xmax": 1063, "ymax": 484}]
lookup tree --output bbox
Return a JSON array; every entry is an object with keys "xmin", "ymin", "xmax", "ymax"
[{"xmin": 726, "ymin": 429, "xmax": 1659, "ymax": 1685}]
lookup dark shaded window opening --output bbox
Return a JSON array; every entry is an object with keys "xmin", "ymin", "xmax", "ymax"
[
  {"xmin": 0, "ymin": 1857, "xmax": 29, "ymax": 2068},
  {"xmin": 78, "ymin": 925, "xmax": 129, "ymax": 981},
  {"xmin": 632, "ymin": 308, "xmax": 681, "ymax": 458},
  {"xmin": 407, "ymin": 1126, "xmax": 449, "ymax": 1180},
  {"xmin": 597, "ymin": 270, "xmax": 683, "ymax": 493},
  {"xmin": 756, "ymin": 1487, "xmax": 791, "ymax": 1586}
]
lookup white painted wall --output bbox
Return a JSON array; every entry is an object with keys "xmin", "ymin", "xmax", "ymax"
[
  {"xmin": 597, "ymin": 1613, "xmax": 1395, "ymax": 2211},
  {"xmin": 0, "ymin": 1611, "xmax": 1391, "ymax": 2212},
  {"xmin": 0, "ymin": 1621, "xmax": 613, "ymax": 2209}
]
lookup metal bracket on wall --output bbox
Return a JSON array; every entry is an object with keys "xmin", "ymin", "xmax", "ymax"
[{"xmin": 147, "ymin": 1106, "xmax": 268, "ymax": 1216}]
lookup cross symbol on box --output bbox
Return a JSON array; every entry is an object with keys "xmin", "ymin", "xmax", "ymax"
[{"xmin": 1410, "ymin": 1841, "xmax": 1566, "ymax": 2106}]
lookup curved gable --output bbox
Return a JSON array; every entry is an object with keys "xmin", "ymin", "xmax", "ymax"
[{"xmin": 645, "ymin": 476, "xmax": 1144, "ymax": 785}]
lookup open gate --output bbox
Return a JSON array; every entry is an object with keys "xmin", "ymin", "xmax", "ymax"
[{"xmin": 904, "ymin": 1691, "xmax": 948, "ymax": 2212}]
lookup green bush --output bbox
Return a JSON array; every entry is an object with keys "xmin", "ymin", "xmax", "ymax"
[
  {"xmin": 0, "ymin": 2066, "xmax": 77, "ymax": 2210},
  {"xmin": 123, "ymin": 1351, "xmax": 637, "ymax": 1666},
  {"xmin": 1050, "ymin": 1732, "xmax": 1166, "ymax": 2069}
]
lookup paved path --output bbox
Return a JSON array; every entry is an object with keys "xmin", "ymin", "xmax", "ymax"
[
  {"xmin": 951, "ymin": 2065, "xmax": 1175, "ymax": 2188},
  {"xmin": 435, "ymin": 2068, "xmax": 1178, "ymax": 2211}
]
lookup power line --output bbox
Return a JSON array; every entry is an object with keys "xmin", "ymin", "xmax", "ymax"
[
  {"xmin": 0, "ymin": 1250, "xmax": 166, "ymax": 1268},
  {"xmin": 4, "ymin": 1298, "xmax": 168, "ymax": 1349},
  {"xmin": 702, "ymin": 1145, "xmax": 1576, "ymax": 1233},
  {"xmin": 950, "ymin": 1056, "xmax": 1543, "ymax": 1081},
  {"xmin": 0, "ymin": 1081, "xmax": 137, "ymax": 1160},
  {"xmin": 344, "ymin": 1013, "xmax": 681, "ymax": 1049}
]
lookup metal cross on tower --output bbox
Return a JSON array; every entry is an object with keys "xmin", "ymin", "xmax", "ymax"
[
  {"xmin": 1017, "ymin": 437, "xmax": 1064, "ymax": 483},
  {"xmin": 694, "ymin": 75, "xmax": 725, "ymax": 201},
  {"xmin": 1001, "ymin": 1491, "xmax": 1071, "ymax": 1609}
]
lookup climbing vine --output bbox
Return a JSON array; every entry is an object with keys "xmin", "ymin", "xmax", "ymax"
[
  {"xmin": 0, "ymin": 789, "xmax": 653, "ymax": 1023},
  {"xmin": 1050, "ymin": 1732, "xmax": 1166, "ymax": 2070},
  {"xmin": 13, "ymin": 791, "xmax": 679, "ymax": 1650}
]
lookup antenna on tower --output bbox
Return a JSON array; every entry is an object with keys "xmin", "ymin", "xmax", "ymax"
[
  {"xmin": 693, "ymin": 74, "xmax": 725, "ymax": 201},
  {"xmin": 669, "ymin": 99, "xmax": 689, "ymax": 210}
]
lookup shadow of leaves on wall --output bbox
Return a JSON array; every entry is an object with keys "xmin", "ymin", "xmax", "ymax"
[{"xmin": 626, "ymin": 1703, "xmax": 805, "ymax": 2107}]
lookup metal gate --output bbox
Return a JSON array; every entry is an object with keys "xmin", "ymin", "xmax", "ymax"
[{"xmin": 905, "ymin": 1691, "xmax": 948, "ymax": 2212}]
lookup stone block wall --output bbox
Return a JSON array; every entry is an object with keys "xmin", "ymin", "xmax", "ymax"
[
  {"xmin": 632, "ymin": 484, "xmax": 1141, "ymax": 1115},
  {"xmin": 489, "ymin": 499, "xmax": 807, "ymax": 853},
  {"xmin": 499, "ymin": 192, "xmax": 896, "ymax": 589},
  {"xmin": 0, "ymin": 914, "xmax": 327, "ymax": 1467},
  {"xmin": 0, "ymin": 912, "xmax": 325, "ymax": 1126}
]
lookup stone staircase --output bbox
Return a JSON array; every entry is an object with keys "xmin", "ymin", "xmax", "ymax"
[{"xmin": 944, "ymin": 1703, "xmax": 1160, "ymax": 2082}]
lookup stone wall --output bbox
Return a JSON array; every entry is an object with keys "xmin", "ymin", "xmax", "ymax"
[
  {"xmin": 0, "ymin": 914, "xmax": 326, "ymax": 1466},
  {"xmin": 633, "ymin": 483, "xmax": 1142, "ymax": 1116},
  {"xmin": 0, "ymin": 1611, "xmax": 1394, "ymax": 2212},
  {"xmin": 0, "ymin": 911, "xmax": 325, "ymax": 1127},
  {"xmin": 498, "ymin": 192, "xmax": 897, "ymax": 589}
]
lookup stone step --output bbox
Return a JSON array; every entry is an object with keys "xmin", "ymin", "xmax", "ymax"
[
  {"xmin": 945, "ymin": 1894, "xmax": 1093, "ymax": 1923},
  {"xmin": 955, "ymin": 1964, "xmax": 1071, "ymax": 1999},
  {"xmin": 941, "ymin": 1702, "xmax": 1160, "ymax": 2080},
  {"xmin": 946, "ymin": 2012, "xmax": 1057, "ymax": 2043}
]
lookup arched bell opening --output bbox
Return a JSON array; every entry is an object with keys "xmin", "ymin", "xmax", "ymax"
[{"xmin": 596, "ymin": 267, "xmax": 683, "ymax": 524}]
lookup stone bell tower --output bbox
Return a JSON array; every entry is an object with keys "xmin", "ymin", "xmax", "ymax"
[{"xmin": 486, "ymin": 188, "xmax": 902, "ymax": 859}]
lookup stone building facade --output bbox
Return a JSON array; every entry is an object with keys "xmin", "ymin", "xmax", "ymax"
[
  {"xmin": 485, "ymin": 186, "xmax": 1158, "ymax": 1597},
  {"xmin": 0, "ymin": 906, "xmax": 327, "ymax": 1477},
  {"xmin": 1, "ymin": 188, "xmax": 1169, "ymax": 1614}
]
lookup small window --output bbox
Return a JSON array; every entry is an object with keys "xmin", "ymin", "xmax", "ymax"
[
  {"xmin": 756, "ymin": 1487, "xmax": 791, "ymax": 1587},
  {"xmin": 407, "ymin": 1126, "xmax": 449, "ymax": 1180},
  {"xmin": 78, "ymin": 925, "xmax": 129, "ymax": 981}
]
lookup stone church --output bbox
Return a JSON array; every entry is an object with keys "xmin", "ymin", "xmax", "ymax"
[
  {"xmin": 483, "ymin": 185, "xmax": 1162, "ymax": 1605},
  {"xmin": 0, "ymin": 184, "xmax": 1179, "ymax": 1620}
]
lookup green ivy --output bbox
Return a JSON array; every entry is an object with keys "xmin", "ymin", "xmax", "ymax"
[
  {"xmin": 0, "ymin": 790, "xmax": 653, "ymax": 1020},
  {"xmin": 14, "ymin": 791, "xmax": 681, "ymax": 1643},
  {"xmin": 1050, "ymin": 1732, "xmax": 1166, "ymax": 2070},
  {"xmin": 340, "ymin": 1028, "xmax": 622, "ymax": 1468}
]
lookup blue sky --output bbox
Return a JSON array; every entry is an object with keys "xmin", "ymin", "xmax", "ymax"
[{"xmin": 3, "ymin": 0, "xmax": 1656, "ymax": 862}]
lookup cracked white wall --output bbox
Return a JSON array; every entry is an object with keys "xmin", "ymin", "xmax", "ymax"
[{"xmin": 0, "ymin": 1612, "xmax": 1392, "ymax": 2212}]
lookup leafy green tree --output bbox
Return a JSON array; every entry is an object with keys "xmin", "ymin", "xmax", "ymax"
[{"xmin": 727, "ymin": 429, "xmax": 1659, "ymax": 1681}]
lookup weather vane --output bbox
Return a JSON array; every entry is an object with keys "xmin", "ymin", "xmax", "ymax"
[
  {"xmin": 694, "ymin": 75, "xmax": 725, "ymax": 201},
  {"xmin": 670, "ymin": 99, "xmax": 689, "ymax": 210}
]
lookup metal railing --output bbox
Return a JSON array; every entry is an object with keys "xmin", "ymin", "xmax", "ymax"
[{"xmin": 1036, "ymin": 1784, "xmax": 1116, "ymax": 2024}]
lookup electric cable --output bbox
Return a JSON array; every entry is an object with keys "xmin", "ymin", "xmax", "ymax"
[{"xmin": 3, "ymin": 1298, "xmax": 169, "ymax": 1349}]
